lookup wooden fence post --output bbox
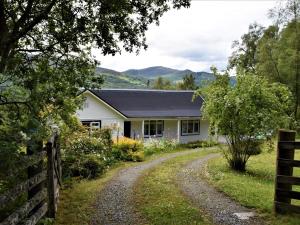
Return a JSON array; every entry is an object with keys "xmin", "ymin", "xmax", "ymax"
[
  {"xmin": 46, "ymin": 140, "xmax": 56, "ymax": 218},
  {"xmin": 274, "ymin": 129, "xmax": 296, "ymax": 213}
]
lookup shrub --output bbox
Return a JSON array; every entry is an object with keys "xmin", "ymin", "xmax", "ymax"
[
  {"xmin": 68, "ymin": 136, "xmax": 106, "ymax": 155},
  {"xmin": 130, "ymin": 151, "xmax": 145, "ymax": 162},
  {"xmin": 81, "ymin": 155, "xmax": 106, "ymax": 178},
  {"xmin": 61, "ymin": 127, "xmax": 114, "ymax": 179},
  {"xmin": 199, "ymin": 72, "xmax": 292, "ymax": 171},
  {"xmin": 62, "ymin": 152, "xmax": 107, "ymax": 179},
  {"xmin": 112, "ymin": 137, "xmax": 144, "ymax": 161},
  {"xmin": 144, "ymin": 138, "xmax": 179, "ymax": 156},
  {"xmin": 91, "ymin": 128, "xmax": 113, "ymax": 150}
]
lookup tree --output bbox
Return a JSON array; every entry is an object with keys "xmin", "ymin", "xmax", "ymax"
[
  {"xmin": 152, "ymin": 77, "xmax": 174, "ymax": 90},
  {"xmin": 228, "ymin": 23, "xmax": 265, "ymax": 74},
  {"xmin": 0, "ymin": 0, "xmax": 191, "ymax": 167},
  {"xmin": 259, "ymin": 0, "xmax": 300, "ymax": 126},
  {"xmin": 197, "ymin": 68, "xmax": 292, "ymax": 171},
  {"xmin": 177, "ymin": 73, "xmax": 197, "ymax": 90},
  {"xmin": 229, "ymin": 0, "xmax": 300, "ymax": 128},
  {"xmin": 0, "ymin": 0, "xmax": 190, "ymax": 74}
]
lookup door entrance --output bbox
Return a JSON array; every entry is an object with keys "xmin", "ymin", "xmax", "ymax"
[{"xmin": 124, "ymin": 121, "xmax": 131, "ymax": 138}]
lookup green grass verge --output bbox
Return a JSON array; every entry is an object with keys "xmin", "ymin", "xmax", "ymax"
[
  {"xmin": 134, "ymin": 148, "xmax": 219, "ymax": 225},
  {"xmin": 205, "ymin": 150, "xmax": 300, "ymax": 225}
]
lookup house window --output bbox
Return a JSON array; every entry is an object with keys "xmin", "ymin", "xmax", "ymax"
[
  {"xmin": 181, "ymin": 120, "xmax": 200, "ymax": 135},
  {"xmin": 81, "ymin": 120, "xmax": 101, "ymax": 129},
  {"xmin": 144, "ymin": 120, "xmax": 164, "ymax": 137}
]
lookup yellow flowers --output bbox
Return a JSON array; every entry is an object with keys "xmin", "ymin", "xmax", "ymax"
[{"xmin": 113, "ymin": 137, "xmax": 142, "ymax": 146}]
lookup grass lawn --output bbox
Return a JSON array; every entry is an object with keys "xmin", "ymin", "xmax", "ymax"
[
  {"xmin": 205, "ymin": 149, "xmax": 300, "ymax": 225},
  {"xmin": 133, "ymin": 148, "xmax": 219, "ymax": 225},
  {"xmin": 54, "ymin": 147, "xmax": 195, "ymax": 225}
]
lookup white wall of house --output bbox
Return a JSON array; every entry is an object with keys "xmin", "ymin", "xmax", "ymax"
[
  {"xmin": 164, "ymin": 120, "xmax": 178, "ymax": 140},
  {"xmin": 76, "ymin": 92, "xmax": 125, "ymax": 137},
  {"xmin": 179, "ymin": 120, "xmax": 209, "ymax": 143},
  {"xmin": 76, "ymin": 92, "xmax": 211, "ymax": 143},
  {"xmin": 129, "ymin": 119, "xmax": 210, "ymax": 144}
]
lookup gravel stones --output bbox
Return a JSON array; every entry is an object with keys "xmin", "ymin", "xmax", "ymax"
[
  {"xmin": 91, "ymin": 150, "xmax": 199, "ymax": 225},
  {"xmin": 176, "ymin": 154, "xmax": 265, "ymax": 225}
]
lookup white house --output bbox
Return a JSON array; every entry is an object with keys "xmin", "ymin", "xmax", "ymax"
[{"xmin": 76, "ymin": 89, "xmax": 210, "ymax": 144}]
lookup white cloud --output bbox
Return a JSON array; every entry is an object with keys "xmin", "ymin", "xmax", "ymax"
[{"xmin": 93, "ymin": 0, "xmax": 277, "ymax": 72}]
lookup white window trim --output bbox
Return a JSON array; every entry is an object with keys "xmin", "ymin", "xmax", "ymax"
[
  {"xmin": 181, "ymin": 120, "xmax": 200, "ymax": 136},
  {"xmin": 144, "ymin": 120, "xmax": 164, "ymax": 138},
  {"xmin": 81, "ymin": 120, "xmax": 102, "ymax": 129}
]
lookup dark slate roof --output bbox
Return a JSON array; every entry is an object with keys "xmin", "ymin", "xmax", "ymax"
[{"xmin": 89, "ymin": 89, "xmax": 203, "ymax": 118}]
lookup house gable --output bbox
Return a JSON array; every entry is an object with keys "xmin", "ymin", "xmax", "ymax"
[{"xmin": 76, "ymin": 91, "xmax": 127, "ymax": 121}]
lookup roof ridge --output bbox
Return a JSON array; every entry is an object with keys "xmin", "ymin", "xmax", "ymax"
[{"xmin": 93, "ymin": 88, "xmax": 195, "ymax": 92}]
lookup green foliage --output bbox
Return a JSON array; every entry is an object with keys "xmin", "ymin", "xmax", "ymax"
[
  {"xmin": 101, "ymin": 72, "xmax": 149, "ymax": 89},
  {"xmin": 177, "ymin": 73, "xmax": 197, "ymax": 90},
  {"xmin": 257, "ymin": 20, "xmax": 300, "ymax": 127},
  {"xmin": 62, "ymin": 150, "xmax": 108, "ymax": 179},
  {"xmin": 152, "ymin": 77, "xmax": 175, "ymax": 90},
  {"xmin": 91, "ymin": 128, "xmax": 113, "ymax": 150},
  {"xmin": 198, "ymin": 68, "xmax": 292, "ymax": 171},
  {"xmin": 228, "ymin": 23, "xmax": 264, "ymax": 74},
  {"xmin": 229, "ymin": 0, "xmax": 300, "ymax": 126},
  {"xmin": 144, "ymin": 139, "xmax": 179, "ymax": 156},
  {"xmin": 62, "ymin": 128, "xmax": 115, "ymax": 179},
  {"xmin": 0, "ymin": 0, "xmax": 191, "ymax": 172},
  {"xmin": 112, "ymin": 137, "xmax": 144, "ymax": 162}
]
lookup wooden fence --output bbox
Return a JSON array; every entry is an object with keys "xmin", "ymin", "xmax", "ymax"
[
  {"xmin": 0, "ymin": 133, "xmax": 61, "ymax": 225},
  {"xmin": 274, "ymin": 129, "xmax": 300, "ymax": 214}
]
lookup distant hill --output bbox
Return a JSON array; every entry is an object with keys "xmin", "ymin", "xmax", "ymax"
[
  {"xmin": 97, "ymin": 72, "xmax": 149, "ymax": 89},
  {"xmin": 96, "ymin": 67, "xmax": 122, "ymax": 76},
  {"xmin": 123, "ymin": 66, "xmax": 179, "ymax": 78},
  {"xmin": 96, "ymin": 66, "xmax": 236, "ymax": 88}
]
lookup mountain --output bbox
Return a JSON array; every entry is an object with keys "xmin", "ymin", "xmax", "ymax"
[
  {"xmin": 96, "ymin": 67, "xmax": 122, "ymax": 76},
  {"xmin": 123, "ymin": 66, "xmax": 179, "ymax": 78},
  {"xmin": 97, "ymin": 67, "xmax": 149, "ymax": 89},
  {"xmin": 96, "ymin": 66, "xmax": 236, "ymax": 88},
  {"xmin": 123, "ymin": 66, "xmax": 216, "ymax": 84}
]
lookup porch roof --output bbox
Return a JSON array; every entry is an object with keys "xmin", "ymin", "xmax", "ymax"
[{"xmin": 89, "ymin": 89, "xmax": 203, "ymax": 118}]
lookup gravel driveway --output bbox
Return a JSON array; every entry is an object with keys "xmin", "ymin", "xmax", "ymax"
[
  {"xmin": 90, "ymin": 149, "xmax": 199, "ymax": 225},
  {"xmin": 176, "ymin": 154, "xmax": 265, "ymax": 225}
]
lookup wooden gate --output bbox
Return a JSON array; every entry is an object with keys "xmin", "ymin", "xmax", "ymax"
[
  {"xmin": 274, "ymin": 129, "xmax": 300, "ymax": 214},
  {"xmin": 0, "ymin": 132, "xmax": 62, "ymax": 225}
]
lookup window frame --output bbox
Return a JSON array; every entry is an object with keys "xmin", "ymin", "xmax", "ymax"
[
  {"xmin": 181, "ymin": 120, "xmax": 200, "ymax": 136},
  {"xmin": 144, "ymin": 120, "xmax": 164, "ymax": 138},
  {"xmin": 81, "ymin": 120, "xmax": 102, "ymax": 129}
]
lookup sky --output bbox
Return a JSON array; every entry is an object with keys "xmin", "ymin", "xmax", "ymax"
[{"xmin": 93, "ymin": 0, "xmax": 278, "ymax": 73}]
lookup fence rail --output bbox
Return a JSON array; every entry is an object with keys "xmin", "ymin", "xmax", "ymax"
[
  {"xmin": 274, "ymin": 129, "xmax": 300, "ymax": 214},
  {"xmin": 0, "ymin": 133, "xmax": 61, "ymax": 225}
]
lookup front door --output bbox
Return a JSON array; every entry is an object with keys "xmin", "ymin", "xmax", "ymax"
[{"xmin": 124, "ymin": 121, "xmax": 131, "ymax": 138}]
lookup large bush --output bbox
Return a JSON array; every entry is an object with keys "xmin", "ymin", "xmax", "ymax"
[
  {"xmin": 198, "ymin": 71, "xmax": 292, "ymax": 171},
  {"xmin": 62, "ymin": 127, "xmax": 115, "ymax": 179}
]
